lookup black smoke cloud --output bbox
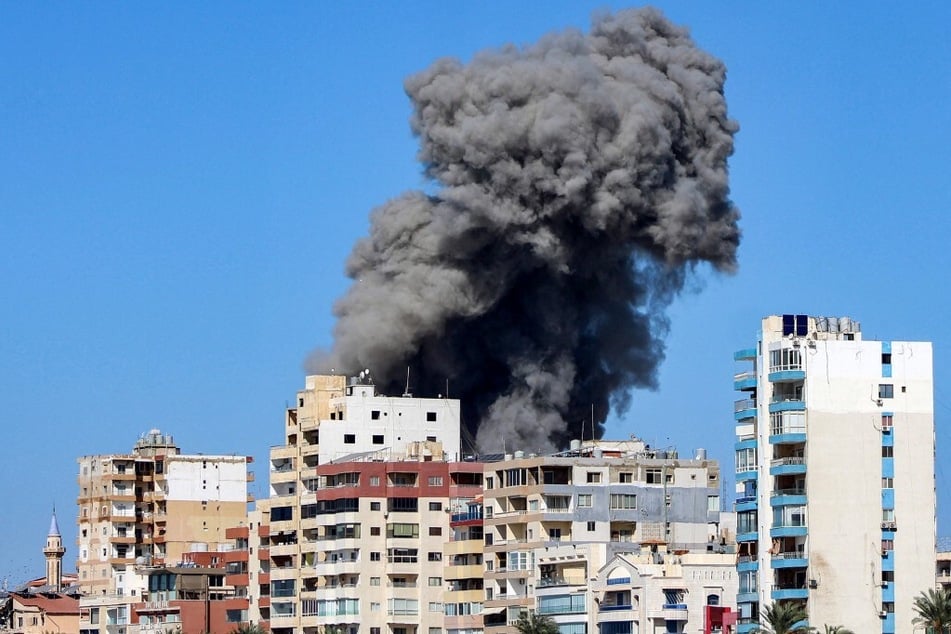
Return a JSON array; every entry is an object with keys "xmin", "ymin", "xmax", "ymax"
[{"xmin": 309, "ymin": 8, "xmax": 739, "ymax": 453}]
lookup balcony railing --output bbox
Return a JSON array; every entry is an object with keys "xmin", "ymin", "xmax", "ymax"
[
  {"xmin": 771, "ymin": 457, "xmax": 805, "ymax": 467},
  {"xmin": 773, "ymin": 551, "xmax": 806, "ymax": 560},
  {"xmin": 772, "ymin": 488, "xmax": 806, "ymax": 497},
  {"xmin": 734, "ymin": 398, "xmax": 757, "ymax": 412}
]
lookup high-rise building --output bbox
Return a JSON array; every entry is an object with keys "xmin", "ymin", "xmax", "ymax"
[
  {"xmin": 264, "ymin": 373, "xmax": 475, "ymax": 634},
  {"xmin": 481, "ymin": 439, "xmax": 727, "ymax": 634},
  {"xmin": 732, "ymin": 315, "xmax": 935, "ymax": 634},
  {"xmin": 76, "ymin": 430, "xmax": 251, "ymax": 632}
]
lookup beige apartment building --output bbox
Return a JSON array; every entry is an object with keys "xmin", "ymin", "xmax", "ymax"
[
  {"xmin": 481, "ymin": 439, "xmax": 726, "ymax": 633},
  {"xmin": 76, "ymin": 430, "xmax": 251, "ymax": 632}
]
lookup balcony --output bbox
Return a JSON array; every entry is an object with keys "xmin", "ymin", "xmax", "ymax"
[
  {"xmin": 735, "ymin": 495, "xmax": 757, "ymax": 513},
  {"xmin": 734, "ymin": 371, "xmax": 757, "ymax": 391},
  {"xmin": 736, "ymin": 466, "xmax": 758, "ymax": 482},
  {"xmin": 451, "ymin": 510, "xmax": 484, "ymax": 523},
  {"xmin": 734, "ymin": 398, "xmax": 757, "ymax": 421},
  {"xmin": 597, "ymin": 604, "xmax": 635, "ymax": 623},
  {"xmin": 770, "ymin": 488, "xmax": 807, "ymax": 507},
  {"xmin": 768, "ymin": 398, "xmax": 805, "ymax": 413},
  {"xmin": 736, "ymin": 557, "xmax": 759, "ymax": 572},
  {"xmin": 734, "ymin": 347, "xmax": 757, "ymax": 361},
  {"xmin": 770, "ymin": 524, "xmax": 808, "ymax": 538},
  {"xmin": 648, "ymin": 604, "xmax": 688, "ymax": 620},
  {"xmin": 771, "ymin": 552, "xmax": 808, "ymax": 569},
  {"xmin": 770, "ymin": 457, "xmax": 806, "ymax": 476},
  {"xmin": 769, "ymin": 418, "xmax": 807, "ymax": 444},
  {"xmin": 771, "ymin": 587, "xmax": 809, "ymax": 601},
  {"xmin": 736, "ymin": 591, "xmax": 759, "ymax": 604},
  {"xmin": 768, "ymin": 368, "xmax": 805, "ymax": 383},
  {"xmin": 737, "ymin": 531, "xmax": 759, "ymax": 543}
]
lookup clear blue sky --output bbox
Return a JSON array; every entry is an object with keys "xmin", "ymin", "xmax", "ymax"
[{"xmin": 2, "ymin": 2, "xmax": 950, "ymax": 585}]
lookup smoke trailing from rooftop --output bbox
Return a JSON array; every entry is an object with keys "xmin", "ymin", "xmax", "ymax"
[{"xmin": 309, "ymin": 8, "xmax": 740, "ymax": 453}]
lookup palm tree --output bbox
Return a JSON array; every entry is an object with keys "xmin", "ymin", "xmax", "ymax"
[
  {"xmin": 513, "ymin": 611, "xmax": 559, "ymax": 634},
  {"xmin": 229, "ymin": 624, "xmax": 267, "ymax": 634},
  {"xmin": 821, "ymin": 626, "xmax": 853, "ymax": 634},
  {"xmin": 755, "ymin": 601, "xmax": 812, "ymax": 634},
  {"xmin": 913, "ymin": 588, "xmax": 951, "ymax": 633}
]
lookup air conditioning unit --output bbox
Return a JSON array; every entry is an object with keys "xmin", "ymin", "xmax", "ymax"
[{"xmin": 879, "ymin": 610, "xmax": 888, "ymax": 618}]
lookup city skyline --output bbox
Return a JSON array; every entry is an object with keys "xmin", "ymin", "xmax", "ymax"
[{"xmin": 3, "ymin": 2, "xmax": 951, "ymax": 585}]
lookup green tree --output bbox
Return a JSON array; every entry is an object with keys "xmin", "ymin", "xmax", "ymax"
[
  {"xmin": 913, "ymin": 588, "xmax": 951, "ymax": 633},
  {"xmin": 229, "ymin": 624, "xmax": 267, "ymax": 634},
  {"xmin": 514, "ymin": 611, "xmax": 559, "ymax": 634},
  {"xmin": 821, "ymin": 626, "xmax": 853, "ymax": 634},
  {"xmin": 755, "ymin": 601, "xmax": 812, "ymax": 634}
]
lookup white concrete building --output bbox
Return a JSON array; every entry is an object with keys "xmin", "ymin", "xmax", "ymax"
[
  {"xmin": 593, "ymin": 548, "xmax": 738, "ymax": 634},
  {"xmin": 733, "ymin": 315, "xmax": 935, "ymax": 634},
  {"xmin": 318, "ymin": 374, "xmax": 463, "ymax": 462}
]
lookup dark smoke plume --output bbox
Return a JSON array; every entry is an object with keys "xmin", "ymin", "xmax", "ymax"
[{"xmin": 309, "ymin": 8, "xmax": 739, "ymax": 453}]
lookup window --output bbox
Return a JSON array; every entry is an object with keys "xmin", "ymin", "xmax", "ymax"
[
  {"xmin": 370, "ymin": 552, "xmax": 381, "ymax": 561},
  {"xmin": 371, "ymin": 629, "xmax": 381, "ymax": 634},
  {"xmin": 344, "ymin": 434, "xmax": 356, "ymax": 444},
  {"xmin": 505, "ymin": 468, "xmax": 527, "ymax": 487},
  {"xmin": 429, "ymin": 602, "xmax": 443, "ymax": 612},
  {"xmin": 708, "ymin": 495, "xmax": 720, "ymax": 512},
  {"xmin": 882, "ymin": 353, "xmax": 892, "ymax": 364},
  {"xmin": 577, "ymin": 494, "xmax": 592, "ymax": 508},
  {"xmin": 587, "ymin": 521, "xmax": 596, "ymax": 531},
  {"xmin": 373, "ymin": 434, "xmax": 384, "ymax": 444},
  {"xmin": 371, "ymin": 501, "xmax": 381, "ymax": 511},
  {"xmin": 370, "ymin": 527, "xmax": 381, "ymax": 536},
  {"xmin": 429, "ymin": 502, "xmax": 442, "ymax": 511},
  {"xmin": 428, "ymin": 552, "xmax": 443, "ymax": 562},
  {"xmin": 371, "ymin": 602, "xmax": 381, "ymax": 612},
  {"xmin": 882, "ymin": 602, "xmax": 895, "ymax": 613},
  {"xmin": 882, "ymin": 509, "xmax": 895, "ymax": 522},
  {"xmin": 586, "ymin": 472, "xmax": 602, "ymax": 483},
  {"xmin": 882, "ymin": 446, "xmax": 894, "ymax": 458},
  {"xmin": 485, "ymin": 476, "xmax": 494, "ymax": 490},
  {"xmin": 646, "ymin": 468, "xmax": 662, "ymax": 484},
  {"xmin": 548, "ymin": 528, "xmax": 562, "ymax": 541},
  {"xmin": 429, "ymin": 527, "xmax": 442, "ymax": 536},
  {"xmin": 388, "ymin": 523, "xmax": 420, "ymax": 538},
  {"xmin": 882, "ymin": 539, "xmax": 894, "ymax": 551},
  {"xmin": 370, "ymin": 476, "xmax": 380, "ymax": 486},
  {"xmin": 882, "ymin": 570, "xmax": 895, "ymax": 582},
  {"xmin": 610, "ymin": 494, "xmax": 637, "ymax": 510},
  {"xmin": 427, "ymin": 412, "xmax": 437, "ymax": 422},
  {"xmin": 619, "ymin": 472, "xmax": 633, "ymax": 483},
  {"xmin": 371, "ymin": 410, "xmax": 381, "ymax": 420},
  {"xmin": 428, "ymin": 476, "xmax": 444, "ymax": 486},
  {"xmin": 882, "ymin": 414, "xmax": 893, "ymax": 430},
  {"xmin": 882, "ymin": 477, "xmax": 894, "ymax": 489},
  {"xmin": 429, "ymin": 576, "xmax": 442, "ymax": 586},
  {"xmin": 879, "ymin": 384, "xmax": 894, "ymax": 399},
  {"xmin": 545, "ymin": 495, "xmax": 570, "ymax": 510}
]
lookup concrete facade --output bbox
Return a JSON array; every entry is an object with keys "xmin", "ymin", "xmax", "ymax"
[
  {"xmin": 75, "ymin": 430, "xmax": 251, "ymax": 633},
  {"xmin": 481, "ymin": 439, "xmax": 726, "ymax": 634},
  {"xmin": 733, "ymin": 315, "xmax": 935, "ymax": 633}
]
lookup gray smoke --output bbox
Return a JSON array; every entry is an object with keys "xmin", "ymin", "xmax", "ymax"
[{"xmin": 309, "ymin": 8, "xmax": 739, "ymax": 453}]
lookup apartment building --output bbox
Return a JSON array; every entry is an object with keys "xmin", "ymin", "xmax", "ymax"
[
  {"xmin": 444, "ymin": 498, "xmax": 485, "ymax": 634},
  {"xmin": 592, "ymin": 548, "xmax": 737, "ymax": 634},
  {"xmin": 263, "ymin": 373, "xmax": 475, "ymax": 634},
  {"xmin": 223, "ymin": 502, "xmax": 272, "ymax": 628},
  {"xmin": 733, "ymin": 315, "xmax": 935, "ymax": 634},
  {"xmin": 76, "ymin": 430, "xmax": 251, "ymax": 632},
  {"xmin": 481, "ymin": 439, "xmax": 725, "ymax": 634}
]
